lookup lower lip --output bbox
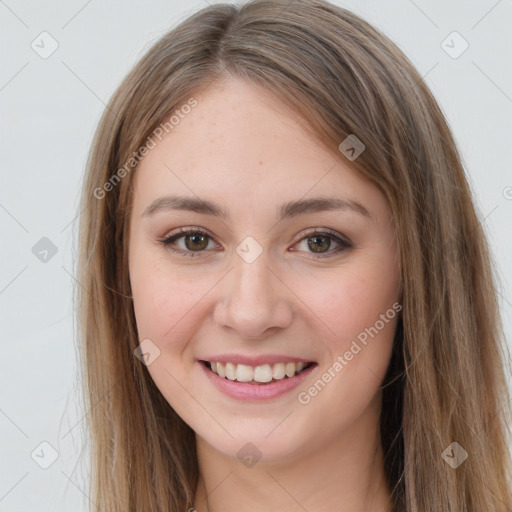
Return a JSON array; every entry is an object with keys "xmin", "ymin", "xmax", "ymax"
[{"xmin": 200, "ymin": 362, "xmax": 316, "ymax": 401}]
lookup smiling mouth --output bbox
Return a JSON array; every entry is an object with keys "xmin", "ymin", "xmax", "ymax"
[{"xmin": 201, "ymin": 360, "xmax": 316, "ymax": 385}]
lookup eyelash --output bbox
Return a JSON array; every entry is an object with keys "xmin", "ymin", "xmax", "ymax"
[{"xmin": 159, "ymin": 227, "xmax": 353, "ymax": 259}]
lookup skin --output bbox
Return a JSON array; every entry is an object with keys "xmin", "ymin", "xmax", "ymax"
[{"xmin": 128, "ymin": 77, "xmax": 401, "ymax": 512}]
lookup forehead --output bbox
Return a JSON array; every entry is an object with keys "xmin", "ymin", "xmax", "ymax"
[{"xmin": 131, "ymin": 78, "xmax": 387, "ymax": 222}]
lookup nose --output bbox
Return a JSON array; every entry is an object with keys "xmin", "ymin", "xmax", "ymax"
[{"xmin": 213, "ymin": 251, "xmax": 294, "ymax": 340}]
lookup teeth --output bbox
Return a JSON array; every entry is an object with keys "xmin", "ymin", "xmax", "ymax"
[
  {"xmin": 225, "ymin": 362, "xmax": 236, "ymax": 380},
  {"xmin": 207, "ymin": 361, "xmax": 310, "ymax": 383},
  {"xmin": 254, "ymin": 364, "xmax": 273, "ymax": 383},
  {"xmin": 236, "ymin": 364, "xmax": 253, "ymax": 382},
  {"xmin": 272, "ymin": 363, "xmax": 285, "ymax": 379},
  {"xmin": 285, "ymin": 362, "xmax": 295, "ymax": 377}
]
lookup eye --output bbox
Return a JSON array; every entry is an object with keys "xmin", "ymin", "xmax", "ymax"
[
  {"xmin": 292, "ymin": 229, "xmax": 352, "ymax": 258},
  {"xmin": 160, "ymin": 228, "xmax": 219, "ymax": 257},
  {"xmin": 160, "ymin": 227, "xmax": 352, "ymax": 259}
]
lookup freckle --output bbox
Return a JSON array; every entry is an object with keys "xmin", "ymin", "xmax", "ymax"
[{"xmin": 259, "ymin": 161, "xmax": 263, "ymax": 165}]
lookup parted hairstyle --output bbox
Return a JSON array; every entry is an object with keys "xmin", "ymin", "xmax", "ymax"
[{"xmin": 76, "ymin": 1, "xmax": 512, "ymax": 510}]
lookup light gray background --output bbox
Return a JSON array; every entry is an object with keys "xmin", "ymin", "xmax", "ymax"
[{"xmin": 1, "ymin": 0, "xmax": 511, "ymax": 510}]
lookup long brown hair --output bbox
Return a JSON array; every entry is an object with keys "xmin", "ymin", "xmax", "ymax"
[{"xmin": 77, "ymin": 1, "xmax": 512, "ymax": 510}]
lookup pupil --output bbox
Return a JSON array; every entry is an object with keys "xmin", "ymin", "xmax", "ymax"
[
  {"xmin": 185, "ymin": 233, "xmax": 208, "ymax": 251},
  {"xmin": 308, "ymin": 236, "xmax": 330, "ymax": 253}
]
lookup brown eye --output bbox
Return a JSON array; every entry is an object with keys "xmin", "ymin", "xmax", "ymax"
[
  {"xmin": 183, "ymin": 232, "xmax": 209, "ymax": 251},
  {"xmin": 307, "ymin": 235, "xmax": 332, "ymax": 253},
  {"xmin": 293, "ymin": 229, "xmax": 352, "ymax": 258},
  {"xmin": 161, "ymin": 228, "xmax": 218, "ymax": 257}
]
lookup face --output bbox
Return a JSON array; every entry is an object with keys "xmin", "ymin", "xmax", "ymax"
[{"xmin": 128, "ymin": 78, "xmax": 400, "ymax": 464}]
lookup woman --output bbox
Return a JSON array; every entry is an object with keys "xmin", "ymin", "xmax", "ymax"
[{"xmin": 77, "ymin": 1, "xmax": 512, "ymax": 510}]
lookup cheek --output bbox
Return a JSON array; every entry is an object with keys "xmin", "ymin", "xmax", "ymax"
[
  {"xmin": 131, "ymin": 274, "xmax": 197, "ymax": 346},
  {"xmin": 299, "ymin": 261, "xmax": 399, "ymax": 349},
  {"xmin": 295, "ymin": 268, "xmax": 398, "ymax": 433},
  {"xmin": 129, "ymin": 245, "xmax": 198, "ymax": 345},
  {"xmin": 293, "ymin": 251, "xmax": 400, "ymax": 414}
]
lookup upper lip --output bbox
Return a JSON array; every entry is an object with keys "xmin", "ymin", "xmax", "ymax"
[{"xmin": 199, "ymin": 354, "xmax": 316, "ymax": 366}]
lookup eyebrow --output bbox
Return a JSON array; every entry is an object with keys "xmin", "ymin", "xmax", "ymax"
[{"xmin": 142, "ymin": 194, "xmax": 372, "ymax": 220}]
